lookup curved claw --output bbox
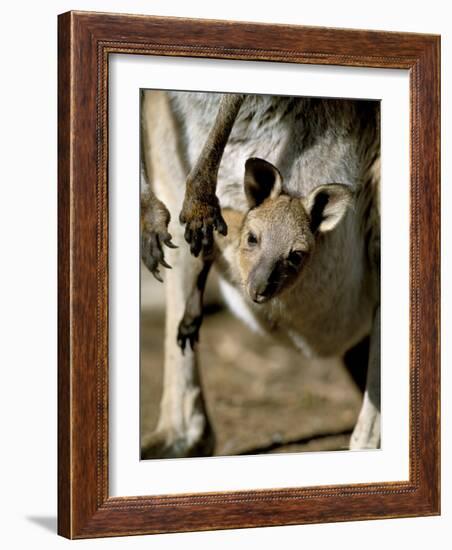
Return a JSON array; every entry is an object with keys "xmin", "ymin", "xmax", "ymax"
[
  {"xmin": 152, "ymin": 269, "xmax": 163, "ymax": 283},
  {"xmin": 142, "ymin": 230, "xmax": 177, "ymax": 281},
  {"xmin": 163, "ymin": 236, "xmax": 178, "ymax": 249},
  {"xmin": 177, "ymin": 332, "xmax": 198, "ymax": 353},
  {"xmin": 213, "ymin": 214, "xmax": 228, "ymax": 236},
  {"xmin": 184, "ymin": 225, "xmax": 192, "ymax": 243},
  {"xmin": 190, "ymin": 231, "xmax": 202, "ymax": 257},
  {"xmin": 159, "ymin": 256, "xmax": 172, "ymax": 270},
  {"xmin": 177, "ymin": 316, "xmax": 201, "ymax": 352}
]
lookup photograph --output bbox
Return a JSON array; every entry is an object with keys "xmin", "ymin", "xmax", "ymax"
[
  {"xmin": 139, "ymin": 90, "xmax": 381, "ymax": 459},
  {"xmin": 55, "ymin": 10, "xmax": 440, "ymax": 538},
  {"xmin": 0, "ymin": 0, "xmax": 446, "ymax": 544}
]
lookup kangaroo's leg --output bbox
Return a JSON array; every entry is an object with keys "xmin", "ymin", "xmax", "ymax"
[
  {"xmin": 350, "ymin": 306, "xmax": 381, "ymax": 450},
  {"xmin": 141, "ymin": 90, "xmax": 214, "ymax": 458},
  {"xmin": 179, "ymin": 93, "xmax": 245, "ymax": 257}
]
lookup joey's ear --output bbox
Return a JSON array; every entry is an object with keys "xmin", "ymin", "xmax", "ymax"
[
  {"xmin": 244, "ymin": 158, "xmax": 283, "ymax": 208},
  {"xmin": 304, "ymin": 184, "xmax": 353, "ymax": 233}
]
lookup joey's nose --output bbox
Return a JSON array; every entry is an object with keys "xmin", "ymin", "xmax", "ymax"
[
  {"xmin": 249, "ymin": 281, "xmax": 272, "ymax": 304},
  {"xmin": 248, "ymin": 258, "xmax": 284, "ymax": 303},
  {"xmin": 251, "ymin": 291, "xmax": 268, "ymax": 304}
]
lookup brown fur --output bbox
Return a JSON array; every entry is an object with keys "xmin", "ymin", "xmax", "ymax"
[{"xmin": 141, "ymin": 90, "xmax": 380, "ymax": 456}]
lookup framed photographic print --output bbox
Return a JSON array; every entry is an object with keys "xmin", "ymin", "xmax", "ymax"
[{"xmin": 58, "ymin": 11, "xmax": 440, "ymax": 538}]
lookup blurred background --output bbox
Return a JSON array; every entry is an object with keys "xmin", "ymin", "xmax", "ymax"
[{"xmin": 140, "ymin": 265, "xmax": 364, "ymax": 457}]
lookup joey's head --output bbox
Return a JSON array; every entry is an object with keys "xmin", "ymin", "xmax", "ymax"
[{"xmin": 239, "ymin": 157, "xmax": 353, "ymax": 304}]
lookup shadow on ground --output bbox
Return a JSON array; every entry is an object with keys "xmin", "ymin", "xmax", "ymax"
[{"xmin": 26, "ymin": 516, "xmax": 57, "ymax": 534}]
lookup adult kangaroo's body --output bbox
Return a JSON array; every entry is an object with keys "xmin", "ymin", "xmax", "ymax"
[{"xmin": 141, "ymin": 90, "xmax": 380, "ymax": 458}]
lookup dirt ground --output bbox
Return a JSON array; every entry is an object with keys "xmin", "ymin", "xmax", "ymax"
[{"xmin": 140, "ymin": 267, "xmax": 363, "ymax": 457}]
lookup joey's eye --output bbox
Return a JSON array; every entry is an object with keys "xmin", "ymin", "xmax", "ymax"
[
  {"xmin": 288, "ymin": 250, "xmax": 304, "ymax": 267},
  {"xmin": 247, "ymin": 232, "xmax": 258, "ymax": 246}
]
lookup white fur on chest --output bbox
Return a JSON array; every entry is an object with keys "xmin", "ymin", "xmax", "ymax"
[
  {"xmin": 218, "ymin": 277, "xmax": 264, "ymax": 335},
  {"xmin": 218, "ymin": 275, "xmax": 319, "ymax": 358}
]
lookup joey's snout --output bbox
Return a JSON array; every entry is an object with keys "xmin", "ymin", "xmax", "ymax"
[
  {"xmin": 247, "ymin": 256, "xmax": 300, "ymax": 304},
  {"xmin": 248, "ymin": 258, "xmax": 276, "ymax": 303}
]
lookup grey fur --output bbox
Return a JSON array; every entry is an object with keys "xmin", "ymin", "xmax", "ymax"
[{"xmin": 140, "ymin": 90, "xmax": 380, "ymax": 457}]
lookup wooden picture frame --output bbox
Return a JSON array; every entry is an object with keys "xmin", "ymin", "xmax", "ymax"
[{"xmin": 58, "ymin": 11, "xmax": 440, "ymax": 539}]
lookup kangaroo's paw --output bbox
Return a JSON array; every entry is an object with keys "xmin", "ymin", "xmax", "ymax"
[
  {"xmin": 141, "ymin": 199, "xmax": 177, "ymax": 282},
  {"xmin": 179, "ymin": 192, "xmax": 227, "ymax": 257},
  {"xmin": 177, "ymin": 314, "xmax": 202, "ymax": 352},
  {"xmin": 141, "ymin": 422, "xmax": 215, "ymax": 459}
]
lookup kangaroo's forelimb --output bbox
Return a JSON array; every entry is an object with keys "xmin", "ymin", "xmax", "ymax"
[
  {"xmin": 177, "ymin": 259, "xmax": 213, "ymax": 352},
  {"xmin": 179, "ymin": 93, "xmax": 245, "ymax": 257},
  {"xmin": 141, "ymin": 168, "xmax": 177, "ymax": 281}
]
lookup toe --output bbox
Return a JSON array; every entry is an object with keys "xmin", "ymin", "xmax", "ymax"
[
  {"xmin": 152, "ymin": 268, "xmax": 163, "ymax": 283},
  {"xmin": 214, "ymin": 214, "xmax": 228, "ymax": 236},
  {"xmin": 184, "ymin": 225, "xmax": 192, "ymax": 244},
  {"xmin": 190, "ymin": 228, "xmax": 203, "ymax": 257},
  {"xmin": 201, "ymin": 224, "xmax": 214, "ymax": 256},
  {"xmin": 162, "ymin": 232, "xmax": 178, "ymax": 249}
]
